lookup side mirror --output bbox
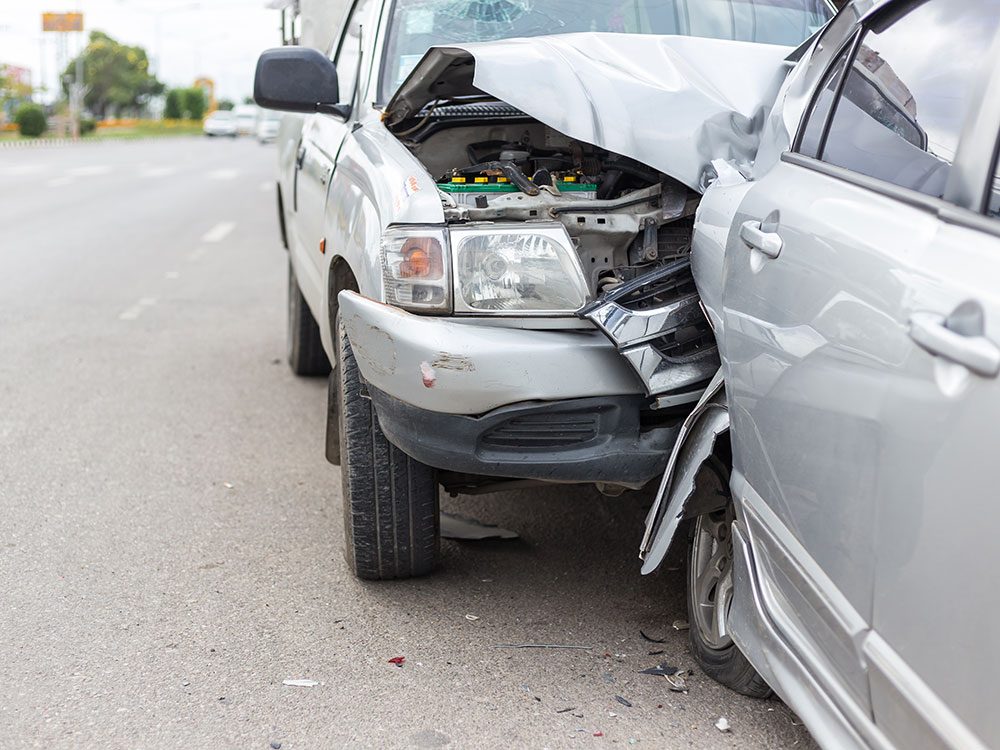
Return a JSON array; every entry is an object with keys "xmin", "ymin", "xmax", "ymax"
[{"xmin": 253, "ymin": 47, "xmax": 350, "ymax": 119}]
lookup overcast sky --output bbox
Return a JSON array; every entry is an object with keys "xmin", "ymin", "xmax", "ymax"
[{"xmin": 0, "ymin": 0, "xmax": 284, "ymax": 102}]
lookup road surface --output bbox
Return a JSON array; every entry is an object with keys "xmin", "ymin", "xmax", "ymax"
[{"xmin": 0, "ymin": 138, "xmax": 816, "ymax": 749}]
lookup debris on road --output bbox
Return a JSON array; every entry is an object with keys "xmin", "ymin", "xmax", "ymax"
[
  {"xmin": 672, "ymin": 620, "xmax": 689, "ymax": 631},
  {"xmin": 556, "ymin": 707, "xmax": 576, "ymax": 714},
  {"xmin": 594, "ymin": 731, "xmax": 604, "ymax": 737},
  {"xmin": 465, "ymin": 614, "xmax": 480, "ymax": 621},
  {"xmin": 282, "ymin": 679, "xmax": 319, "ymax": 687},
  {"xmin": 716, "ymin": 717, "xmax": 731, "ymax": 733},
  {"xmin": 270, "ymin": 742, "xmax": 282, "ymax": 749},
  {"xmin": 440, "ymin": 512, "xmax": 518, "ymax": 540},
  {"xmin": 388, "ymin": 656, "xmax": 406, "ymax": 667},
  {"xmin": 665, "ymin": 671, "xmax": 689, "ymax": 693},
  {"xmin": 223, "ymin": 482, "xmax": 234, "ymax": 489},
  {"xmin": 639, "ymin": 662, "xmax": 678, "ymax": 677},
  {"xmin": 639, "ymin": 630, "xmax": 667, "ymax": 643},
  {"xmin": 495, "ymin": 643, "xmax": 592, "ymax": 650},
  {"xmin": 615, "ymin": 696, "xmax": 633, "ymax": 708}
]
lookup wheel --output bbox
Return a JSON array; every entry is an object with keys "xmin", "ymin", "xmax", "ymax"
[
  {"xmin": 686, "ymin": 500, "xmax": 772, "ymax": 698},
  {"xmin": 335, "ymin": 312, "xmax": 440, "ymax": 580},
  {"xmin": 287, "ymin": 261, "xmax": 330, "ymax": 376}
]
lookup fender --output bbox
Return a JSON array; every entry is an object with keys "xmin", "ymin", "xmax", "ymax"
[{"xmin": 640, "ymin": 368, "xmax": 729, "ymax": 575}]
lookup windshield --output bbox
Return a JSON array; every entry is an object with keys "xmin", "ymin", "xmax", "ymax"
[{"xmin": 380, "ymin": 0, "xmax": 832, "ymax": 99}]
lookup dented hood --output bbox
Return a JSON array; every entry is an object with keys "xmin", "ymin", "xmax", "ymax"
[{"xmin": 386, "ymin": 33, "xmax": 793, "ymax": 192}]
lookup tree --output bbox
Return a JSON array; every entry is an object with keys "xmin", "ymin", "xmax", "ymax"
[
  {"xmin": 217, "ymin": 99, "xmax": 235, "ymax": 111},
  {"xmin": 62, "ymin": 31, "xmax": 164, "ymax": 118},
  {"xmin": 164, "ymin": 89, "xmax": 183, "ymax": 119},
  {"xmin": 182, "ymin": 88, "xmax": 206, "ymax": 120},
  {"xmin": 15, "ymin": 104, "xmax": 47, "ymax": 137}
]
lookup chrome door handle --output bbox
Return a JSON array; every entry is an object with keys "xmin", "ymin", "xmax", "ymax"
[
  {"xmin": 909, "ymin": 310, "xmax": 1000, "ymax": 378},
  {"xmin": 740, "ymin": 220, "xmax": 782, "ymax": 259}
]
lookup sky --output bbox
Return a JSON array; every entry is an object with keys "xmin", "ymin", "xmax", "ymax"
[{"xmin": 0, "ymin": 0, "xmax": 285, "ymax": 102}]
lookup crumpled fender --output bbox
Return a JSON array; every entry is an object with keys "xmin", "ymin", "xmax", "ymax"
[{"xmin": 639, "ymin": 368, "xmax": 729, "ymax": 575}]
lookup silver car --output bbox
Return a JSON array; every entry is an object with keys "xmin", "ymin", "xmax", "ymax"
[
  {"xmin": 618, "ymin": 0, "xmax": 1000, "ymax": 747},
  {"xmin": 252, "ymin": 0, "xmax": 830, "ymax": 581}
]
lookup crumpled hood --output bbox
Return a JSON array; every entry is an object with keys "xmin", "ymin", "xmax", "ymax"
[{"xmin": 386, "ymin": 33, "xmax": 794, "ymax": 192}]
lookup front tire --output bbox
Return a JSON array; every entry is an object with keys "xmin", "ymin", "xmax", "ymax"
[
  {"xmin": 287, "ymin": 261, "xmax": 330, "ymax": 376},
  {"xmin": 686, "ymin": 496, "xmax": 771, "ymax": 698},
  {"xmin": 335, "ymin": 313, "xmax": 440, "ymax": 580}
]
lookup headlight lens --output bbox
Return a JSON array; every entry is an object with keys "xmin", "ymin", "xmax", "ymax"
[
  {"xmin": 452, "ymin": 224, "xmax": 588, "ymax": 314},
  {"xmin": 380, "ymin": 226, "xmax": 451, "ymax": 312}
]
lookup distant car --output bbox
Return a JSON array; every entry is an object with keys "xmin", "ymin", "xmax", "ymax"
[
  {"xmin": 256, "ymin": 111, "xmax": 281, "ymax": 143},
  {"xmin": 234, "ymin": 105, "xmax": 259, "ymax": 136},
  {"xmin": 203, "ymin": 110, "xmax": 237, "ymax": 137}
]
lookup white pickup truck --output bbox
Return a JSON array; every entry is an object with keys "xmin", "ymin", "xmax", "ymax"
[{"xmin": 254, "ymin": 0, "xmax": 832, "ymax": 580}]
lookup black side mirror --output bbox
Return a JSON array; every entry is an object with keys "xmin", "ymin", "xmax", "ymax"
[{"xmin": 253, "ymin": 47, "xmax": 350, "ymax": 119}]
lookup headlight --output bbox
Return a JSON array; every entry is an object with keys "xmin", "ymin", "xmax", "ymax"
[
  {"xmin": 380, "ymin": 226, "xmax": 451, "ymax": 312},
  {"xmin": 451, "ymin": 223, "xmax": 589, "ymax": 314}
]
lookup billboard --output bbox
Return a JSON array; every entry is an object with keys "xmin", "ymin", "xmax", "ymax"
[{"xmin": 42, "ymin": 12, "xmax": 84, "ymax": 32}]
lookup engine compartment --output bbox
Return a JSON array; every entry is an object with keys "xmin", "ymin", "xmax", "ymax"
[{"xmin": 392, "ymin": 103, "xmax": 701, "ymax": 298}]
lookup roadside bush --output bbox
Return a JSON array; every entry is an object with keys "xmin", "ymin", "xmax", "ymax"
[
  {"xmin": 15, "ymin": 103, "xmax": 47, "ymax": 137},
  {"xmin": 164, "ymin": 89, "xmax": 183, "ymax": 119},
  {"xmin": 79, "ymin": 117, "xmax": 97, "ymax": 136},
  {"xmin": 182, "ymin": 88, "xmax": 206, "ymax": 120}
]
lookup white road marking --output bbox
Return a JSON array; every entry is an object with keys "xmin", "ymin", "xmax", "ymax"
[
  {"xmin": 165, "ymin": 271, "xmax": 180, "ymax": 279},
  {"xmin": 47, "ymin": 176, "xmax": 75, "ymax": 187},
  {"xmin": 118, "ymin": 297, "xmax": 157, "ymax": 321},
  {"xmin": 201, "ymin": 221, "xmax": 236, "ymax": 243},
  {"xmin": 69, "ymin": 165, "xmax": 112, "ymax": 177},
  {"xmin": 208, "ymin": 168, "xmax": 240, "ymax": 180}
]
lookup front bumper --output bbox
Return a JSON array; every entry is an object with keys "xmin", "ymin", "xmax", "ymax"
[{"xmin": 338, "ymin": 291, "xmax": 645, "ymax": 415}]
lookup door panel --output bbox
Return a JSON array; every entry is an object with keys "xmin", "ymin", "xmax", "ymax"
[
  {"xmin": 868, "ymin": 219, "xmax": 1000, "ymax": 748},
  {"xmin": 721, "ymin": 157, "xmax": 941, "ymax": 716}
]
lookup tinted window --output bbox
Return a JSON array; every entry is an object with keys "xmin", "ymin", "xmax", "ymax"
[
  {"xmin": 819, "ymin": 0, "xmax": 1000, "ymax": 199},
  {"xmin": 379, "ymin": 0, "xmax": 832, "ymax": 99}
]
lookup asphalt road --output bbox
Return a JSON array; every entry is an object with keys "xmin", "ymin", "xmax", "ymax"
[{"xmin": 0, "ymin": 138, "xmax": 816, "ymax": 749}]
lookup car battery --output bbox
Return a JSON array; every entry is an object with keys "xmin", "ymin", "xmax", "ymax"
[{"xmin": 438, "ymin": 175, "xmax": 597, "ymax": 205}]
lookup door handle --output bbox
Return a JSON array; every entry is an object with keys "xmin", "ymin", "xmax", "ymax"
[
  {"xmin": 909, "ymin": 304, "xmax": 1000, "ymax": 378},
  {"xmin": 740, "ymin": 220, "xmax": 782, "ymax": 259}
]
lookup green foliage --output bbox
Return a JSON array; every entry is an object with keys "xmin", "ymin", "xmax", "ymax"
[
  {"xmin": 217, "ymin": 99, "xmax": 235, "ymax": 111},
  {"xmin": 80, "ymin": 117, "xmax": 97, "ymax": 136},
  {"xmin": 164, "ymin": 89, "xmax": 183, "ymax": 119},
  {"xmin": 62, "ymin": 30, "xmax": 164, "ymax": 118},
  {"xmin": 181, "ymin": 88, "xmax": 207, "ymax": 120},
  {"xmin": 15, "ymin": 103, "xmax": 47, "ymax": 137}
]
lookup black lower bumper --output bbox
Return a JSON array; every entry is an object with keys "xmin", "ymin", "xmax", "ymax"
[{"xmin": 368, "ymin": 387, "xmax": 679, "ymax": 487}]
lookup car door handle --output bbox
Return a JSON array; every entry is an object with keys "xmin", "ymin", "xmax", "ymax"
[
  {"xmin": 740, "ymin": 220, "xmax": 782, "ymax": 259},
  {"xmin": 909, "ymin": 308, "xmax": 1000, "ymax": 378}
]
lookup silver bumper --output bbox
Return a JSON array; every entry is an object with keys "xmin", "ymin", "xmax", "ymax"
[{"xmin": 338, "ymin": 291, "xmax": 645, "ymax": 416}]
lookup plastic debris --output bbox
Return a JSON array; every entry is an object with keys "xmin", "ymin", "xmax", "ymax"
[
  {"xmin": 440, "ymin": 512, "xmax": 518, "ymax": 540},
  {"xmin": 665, "ymin": 671, "xmax": 689, "ymax": 693},
  {"xmin": 615, "ymin": 696, "xmax": 633, "ymax": 708},
  {"xmin": 716, "ymin": 717, "xmax": 731, "ymax": 733},
  {"xmin": 556, "ymin": 707, "xmax": 576, "ymax": 714},
  {"xmin": 495, "ymin": 643, "xmax": 592, "ymax": 650},
  {"xmin": 593, "ymin": 731, "xmax": 604, "ymax": 737},
  {"xmin": 270, "ymin": 743, "xmax": 282, "ymax": 749},
  {"xmin": 639, "ymin": 662, "xmax": 678, "ymax": 677},
  {"xmin": 639, "ymin": 630, "xmax": 667, "ymax": 644},
  {"xmin": 465, "ymin": 614, "xmax": 480, "ymax": 621},
  {"xmin": 388, "ymin": 656, "xmax": 406, "ymax": 667},
  {"xmin": 282, "ymin": 679, "xmax": 318, "ymax": 687},
  {"xmin": 223, "ymin": 482, "xmax": 234, "ymax": 489},
  {"xmin": 672, "ymin": 620, "xmax": 689, "ymax": 631}
]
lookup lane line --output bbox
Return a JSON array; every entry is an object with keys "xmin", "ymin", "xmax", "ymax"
[
  {"xmin": 119, "ymin": 297, "xmax": 158, "ymax": 321},
  {"xmin": 201, "ymin": 221, "xmax": 236, "ymax": 243}
]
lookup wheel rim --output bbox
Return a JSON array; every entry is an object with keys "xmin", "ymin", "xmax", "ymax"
[{"xmin": 689, "ymin": 509, "xmax": 735, "ymax": 651}]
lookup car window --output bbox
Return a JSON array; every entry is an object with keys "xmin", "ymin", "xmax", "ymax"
[
  {"xmin": 334, "ymin": 0, "xmax": 376, "ymax": 107},
  {"xmin": 797, "ymin": 41, "xmax": 851, "ymax": 158},
  {"xmin": 816, "ymin": 0, "xmax": 1000, "ymax": 199},
  {"xmin": 378, "ymin": 0, "xmax": 832, "ymax": 100}
]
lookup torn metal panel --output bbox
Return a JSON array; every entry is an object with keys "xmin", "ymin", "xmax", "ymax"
[
  {"xmin": 386, "ymin": 33, "xmax": 795, "ymax": 192},
  {"xmin": 639, "ymin": 369, "xmax": 729, "ymax": 575}
]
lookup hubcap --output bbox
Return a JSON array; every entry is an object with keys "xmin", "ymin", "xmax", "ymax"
[{"xmin": 689, "ymin": 508, "xmax": 735, "ymax": 651}]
